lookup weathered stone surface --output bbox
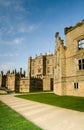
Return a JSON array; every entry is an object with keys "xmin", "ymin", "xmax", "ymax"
[{"xmin": 54, "ymin": 20, "xmax": 84, "ymax": 97}]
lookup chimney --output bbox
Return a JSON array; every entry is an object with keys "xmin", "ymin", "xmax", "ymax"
[
  {"xmin": 24, "ymin": 70, "xmax": 26, "ymax": 77},
  {"xmin": 1, "ymin": 71, "xmax": 3, "ymax": 76},
  {"xmin": 20, "ymin": 68, "xmax": 22, "ymax": 76}
]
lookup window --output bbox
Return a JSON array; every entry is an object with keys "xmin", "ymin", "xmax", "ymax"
[
  {"xmin": 52, "ymin": 67, "xmax": 54, "ymax": 73},
  {"xmin": 52, "ymin": 59, "xmax": 54, "ymax": 63},
  {"xmin": 23, "ymin": 81, "xmax": 25, "ymax": 84},
  {"xmin": 78, "ymin": 59, "xmax": 84, "ymax": 70},
  {"xmin": 47, "ymin": 67, "xmax": 50, "ymax": 73},
  {"xmin": 74, "ymin": 83, "xmax": 78, "ymax": 89},
  {"xmin": 32, "ymin": 62, "xmax": 34, "ymax": 66},
  {"xmin": 37, "ymin": 60, "xmax": 41, "ymax": 64},
  {"xmin": 47, "ymin": 60, "xmax": 50, "ymax": 64},
  {"xmin": 32, "ymin": 70, "xmax": 34, "ymax": 74},
  {"xmin": 38, "ymin": 68, "xmax": 41, "ymax": 73},
  {"xmin": 78, "ymin": 39, "xmax": 84, "ymax": 50}
]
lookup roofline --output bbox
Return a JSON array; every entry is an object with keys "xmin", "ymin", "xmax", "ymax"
[{"xmin": 64, "ymin": 19, "xmax": 84, "ymax": 35}]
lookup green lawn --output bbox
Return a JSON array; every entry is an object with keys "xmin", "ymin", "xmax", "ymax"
[
  {"xmin": 0, "ymin": 101, "xmax": 42, "ymax": 130},
  {"xmin": 16, "ymin": 93, "xmax": 84, "ymax": 112}
]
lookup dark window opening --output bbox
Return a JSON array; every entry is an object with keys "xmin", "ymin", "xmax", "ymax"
[
  {"xmin": 32, "ymin": 70, "xmax": 34, "ymax": 75},
  {"xmin": 47, "ymin": 67, "xmax": 50, "ymax": 73},
  {"xmin": 47, "ymin": 60, "xmax": 50, "ymax": 64},
  {"xmin": 78, "ymin": 59, "xmax": 84, "ymax": 70},
  {"xmin": 74, "ymin": 83, "xmax": 78, "ymax": 89},
  {"xmin": 38, "ymin": 68, "xmax": 41, "ymax": 73},
  {"xmin": 77, "ymin": 83, "xmax": 78, "ymax": 89}
]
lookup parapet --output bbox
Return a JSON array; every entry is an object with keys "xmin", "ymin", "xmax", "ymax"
[{"xmin": 64, "ymin": 19, "xmax": 84, "ymax": 35}]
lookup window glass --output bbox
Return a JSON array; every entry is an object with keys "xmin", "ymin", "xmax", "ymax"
[
  {"xmin": 79, "ymin": 60, "xmax": 81, "ymax": 64},
  {"xmin": 78, "ymin": 59, "xmax": 84, "ymax": 70},
  {"xmin": 82, "ymin": 59, "xmax": 84, "ymax": 63},
  {"xmin": 47, "ymin": 67, "xmax": 50, "ymax": 73},
  {"xmin": 78, "ymin": 39, "xmax": 84, "ymax": 49},
  {"xmin": 32, "ymin": 62, "xmax": 34, "ymax": 66},
  {"xmin": 79, "ymin": 64, "xmax": 81, "ymax": 70},
  {"xmin": 83, "ymin": 64, "xmax": 84, "ymax": 69},
  {"xmin": 38, "ymin": 60, "xmax": 41, "ymax": 64},
  {"xmin": 32, "ymin": 70, "xmax": 34, "ymax": 74},
  {"xmin": 38, "ymin": 68, "xmax": 41, "ymax": 73},
  {"xmin": 74, "ymin": 83, "xmax": 78, "ymax": 89},
  {"xmin": 47, "ymin": 60, "xmax": 49, "ymax": 64}
]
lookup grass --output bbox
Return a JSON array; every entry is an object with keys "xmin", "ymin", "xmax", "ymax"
[
  {"xmin": 0, "ymin": 101, "xmax": 42, "ymax": 130},
  {"xmin": 16, "ymin": 93, "xmax": 84, "ymax": 112}
]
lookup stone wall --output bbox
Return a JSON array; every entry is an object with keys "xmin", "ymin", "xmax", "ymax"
[
  {"xmin": 6, "ymin": 74, "xmax": 15, "ymax": 91},
  {"xmin": 43, "ymin": 76, "xmax": 53, "ymax": 91},
  {"xmin": 54, "ymin": 20, "xmax": 84, "ymax": 97},
  {"xmin": 28, "ymin": 53, "xmax": 54, "ymax": 91},
  {"xmin": 0, "ymin": 74, "xmax": 2, "ymax": 87},
  {"xmin": 19, "ymin": 78, "xmax": 29, "ymax": 92},
  {"xmin": 30, "ymin": 77, "xmax": 43, "ymax": 92}
]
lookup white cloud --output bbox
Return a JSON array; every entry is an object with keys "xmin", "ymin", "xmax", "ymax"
[
  {"xmin": 13, "ymin": 37, "xmax": 24, "ymax": 44},
  {"xmin": 0, "ymin": 62, "xmax": 16, "ymax": 74},
  {"xmin": 14, "ymin": 3, "xmax": 30, "ymax": 14},
  {"xmin": 0, "ymin": 1, "xmax": 30, "ymax": 36},
  {"xmin": 18, "ymin": 24, "xmax": 40, "ymax": 33},
  {"xmin": 0, "ymin": 53, "xmax": 19, "ymax": 57},
  {"xmin": 0, "ymin": 37, "xmax": 25, "ymax": 45},
  {"xmin": 0, "ymin": 0, "xmax": 30, "ymax": 14},
  {"xmin": 0, "ymin": 18, "xmax": 40, "ymax": 36},
  {"xmin": 0, "ymin": 0, "xmax": 12, "ymax": 7}
]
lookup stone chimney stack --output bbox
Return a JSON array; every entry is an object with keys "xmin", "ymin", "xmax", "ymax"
[
  {"xmin": 14, "ymin": 69, "xmax": 16, "ymax": 74},
  {"xmin": 20, "ymin": 68, "xmax": 22, "ymax": 76},
  {"xmin": 24, "ymin": 70, "xmax": 26, "ymax": 77},
  {"xmin": 28, "ymin": 57, "xmax": 32, "ymax": 78},
  {"xmin": 1, "ymin": 71, "xmax": 3, "ymax": 76}
]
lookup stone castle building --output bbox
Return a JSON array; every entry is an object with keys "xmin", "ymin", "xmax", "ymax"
[
  {"xmin": 0, "ymin": 19, "xmax": 84, "ymax": 97},
  {"xmin": 0, "ymin": 53, "xmax": 54, "ymax": 92},
  {"xmin": 28, "ymin": 53, "xmax": 54, "ymax": 91},
  {"xmin": 54, "ymin": 20, "xmax": 84, "ymax": 97},
  {"xmin": 0, "ymin": 68, "xmax": 29, "ymax": 93}
]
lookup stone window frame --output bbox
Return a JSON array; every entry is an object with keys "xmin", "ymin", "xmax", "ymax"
[{"xmin": 78, "ymin": 59, "xmax": 84, "ymax": 70}]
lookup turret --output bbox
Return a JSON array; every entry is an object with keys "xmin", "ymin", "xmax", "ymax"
[
  {"xmin": 20, "ymin": 68, "xmax": 22, "ymax": 77},
  {"xmin": 1, "ymin": 71, "xmax": 3, "ymax": 76},
  {"xmin": 28, "ymin": 57, "xmax": 32, "ymax": 78},
  {"xmin": 24, "ymin": 70, "xmax": 26, "ymax": 77}
]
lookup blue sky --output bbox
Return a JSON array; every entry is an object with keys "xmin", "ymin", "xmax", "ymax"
[{"xmin": 0, "ymin": 0, "xmax": 84, "ymax": 75}]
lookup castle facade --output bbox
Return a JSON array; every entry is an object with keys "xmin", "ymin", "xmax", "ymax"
[
  {"xmin": 54, "ymin": 20, "xmax": 84, "ymax": 97},
  {"xmin": 0, "ymin": 20, "xmax": 84, "ymax": 97},
  {"xmin": 28, "ymin": 53, "xmax": 54, "ymax": 91}
]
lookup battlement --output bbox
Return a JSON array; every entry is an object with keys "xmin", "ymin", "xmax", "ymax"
[{"xmin": 64, "ymin": 19, "xmax": 84, "ymax": 35}]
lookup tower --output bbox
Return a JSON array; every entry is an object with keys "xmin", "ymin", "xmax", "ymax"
[{"xmin": 54, "ymin": 32, "xmax": 66, "ymax": 95}]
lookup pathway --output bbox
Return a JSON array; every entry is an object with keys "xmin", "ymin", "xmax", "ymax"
[{"xmin": 0, "ymin": 94, "xmax": 84, "ymax": 130}]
